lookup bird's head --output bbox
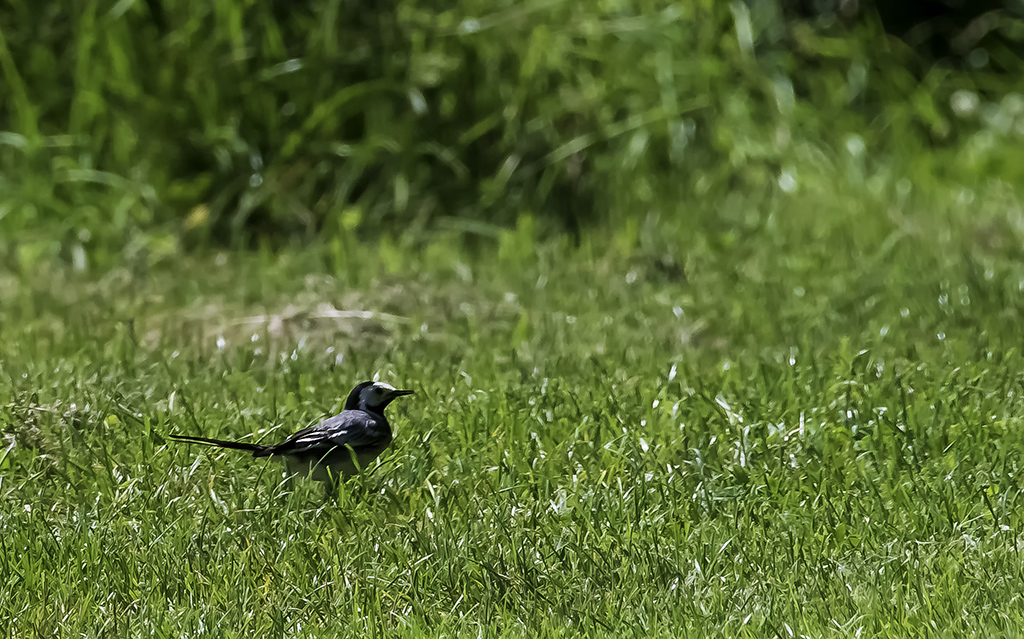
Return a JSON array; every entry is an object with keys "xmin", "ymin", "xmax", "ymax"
[{"xmin": 346, "ymin": 380, "xmax": 414, "ymax": 413}]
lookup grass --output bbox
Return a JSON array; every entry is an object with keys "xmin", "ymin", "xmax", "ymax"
[
  {"xmin": 4, "ymin": 178, "xmax": 1024, "ymax": 637},
  {"xmin": 4, "ymin": 1, "xmax": 1024, "ymax": 635},
  {"xmin": 6, "ymin": 0, "xmax": 1024, "ymax": 261}
]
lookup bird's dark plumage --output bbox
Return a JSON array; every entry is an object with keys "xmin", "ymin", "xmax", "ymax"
[{"xmin": 169, "ymin": 380, "xmax": 412, "ymax": 484}]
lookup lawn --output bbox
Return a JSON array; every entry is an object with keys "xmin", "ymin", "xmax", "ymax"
[
  {"xmin": 4, "ymin": 2, "xmax": 1024, "ymax": 635},
  {"xmin": 4, "ymin": 178, "xmax": 1024, "ymax": 637}
]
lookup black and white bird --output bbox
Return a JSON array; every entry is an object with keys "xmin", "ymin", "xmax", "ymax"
[{"xmin": 169, "ymin": 381, "xmax": 413, "ymax": 485}]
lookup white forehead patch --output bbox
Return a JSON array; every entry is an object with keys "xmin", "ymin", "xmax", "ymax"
[{"xmin": 361, "ymin": 382, "xmax": 396, "ymax": 403}]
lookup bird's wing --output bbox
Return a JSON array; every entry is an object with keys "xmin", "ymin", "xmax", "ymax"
[{"xmin": 269, "ymin": 411, "xmax": 388, "ymax": 456}]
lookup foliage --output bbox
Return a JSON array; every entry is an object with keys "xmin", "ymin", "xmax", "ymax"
[
  {"xmin": 2, "ymin": 0, "xmax": 1023, "ymax": 268},
  {"xmin": 4, "ymin": 1, "xmax": 1024, "ymax": 634}
]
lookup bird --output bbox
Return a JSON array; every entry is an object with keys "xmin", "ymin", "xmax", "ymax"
[{"xmin": 169, "ymin": 381, "xmax": 413, "ymax": 485}]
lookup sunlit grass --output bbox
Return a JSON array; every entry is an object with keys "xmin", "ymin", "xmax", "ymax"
[
  {"xmin": 4, "ymin": 183, "xmax": 1024, "ymax": 636},
  {"xmin": 3, "ymin": 0, "xmax": 1024, "ymax": 634}
]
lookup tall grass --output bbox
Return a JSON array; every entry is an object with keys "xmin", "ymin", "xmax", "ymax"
[{"xmin": 2, "ymin": 0, "xmax": 1022, "ymax": 267}]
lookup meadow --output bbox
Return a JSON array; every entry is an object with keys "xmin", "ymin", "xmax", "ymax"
[
  {"xmin": 6, "ymin": 182, "xmax": 1024, "ymax": 636},
  {"xmin": 4, "ymin": 1, "xmax": 1024, "ymax": 636}
]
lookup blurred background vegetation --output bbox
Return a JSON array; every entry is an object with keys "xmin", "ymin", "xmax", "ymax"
[{"xmin": 1, "ymin": 0, "xmax": 1023, "ymax": 267}]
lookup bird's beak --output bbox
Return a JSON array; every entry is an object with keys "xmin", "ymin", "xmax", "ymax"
[{"xmin": 392, "ymin": 389, "xmax": 414, "ymax": 397}]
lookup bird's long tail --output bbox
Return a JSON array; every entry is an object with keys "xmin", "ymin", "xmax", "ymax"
[{"xmin": 168, "ymin": 434, "xmax": 269, "ymax": 455}]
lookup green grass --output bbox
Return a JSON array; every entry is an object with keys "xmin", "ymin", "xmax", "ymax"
[
  {"xmin": 5, "ymin": 0, "xmax": 1024, "ymax": 262},
  {"xmin": 4, "ymin": 180, "xmax": 1024, "ymax": 636},
  {"xmin": 4, "ymin": 1, "xmax": 1024, "ymax": 635}
]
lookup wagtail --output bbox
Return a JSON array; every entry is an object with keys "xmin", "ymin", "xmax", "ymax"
[{"xmin": 169, "ymin": 381, "xmax": 413, "ymax": 485}]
